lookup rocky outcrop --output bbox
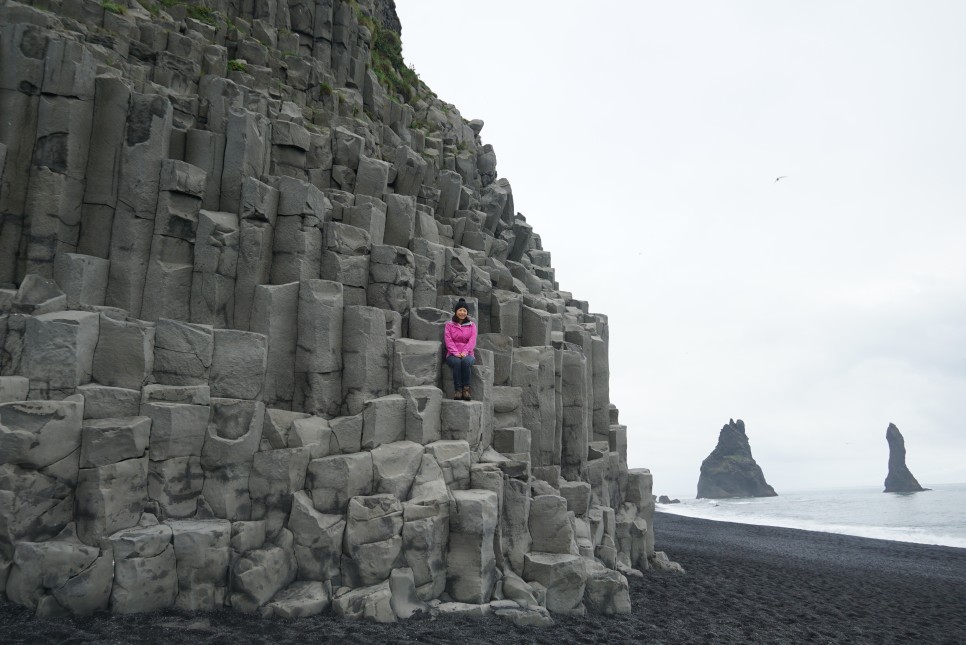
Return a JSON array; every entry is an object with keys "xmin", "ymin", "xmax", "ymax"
[
  {"xmin": 372, "ymin": 0, "xmax": 402, "ymax": 35},
  {"xmin": 883, "ymin": 423, "xmax": 928, "ymax": 493},
  {"xmin": 697, "ymin": 419, "xmax": 777, "ymax": 499},
  {"xmin": 0, "ymin": 0, "xmax": 662, "ymax": 624}
]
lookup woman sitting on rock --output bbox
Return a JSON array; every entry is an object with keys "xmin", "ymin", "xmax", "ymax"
[{"xmin": 444, "ymin": 298, "xmax": 477, "ymax": 401}]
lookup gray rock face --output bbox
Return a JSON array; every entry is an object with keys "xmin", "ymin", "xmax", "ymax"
[
  {"xmin": 0, "ymin": 398, "xmax": 84, "ymax": 469},
  {"xmin": 168, "ymin": 519, "xmax": 231, "ymax": 610},
  {"xmin": 288, "ymin": 491, "xmax": 344, "ymax": 582},
  {"xmin": 342, "ymin": 494, "xmax": 403, "ymax": 587},
  {"xmin": 584, "ymin": 563, "xmax": 630, "ymax": 615},
  {"xmin": 108, "ymin": 523, "xmax": 178, "ymax": 614},
  {"xmin": 400, "ymin": 386, "xmax": 442, "ymax": 445},
  {"xmin": 251, "ymin": 283, "xmax": 299, "ymax": 409},
  {"xmin": 230, "ymin": 542, "xmax": 297, "ymax": 613},
  {"xmin": 523, "ymin": 552, "xmax": 587, "ymax": 614},
  {"xmin": 307, "ymin": 452, "xmax": 373, "ymax": 514},
  {"xmin": 883, "ymin": 423, "xmax": 928, "ymax": 493},
  {"xmin": 210, "ymin": 330, "xmax": 267, "ymax": 400},
  {"xmin": 266, "ymin": 580, "xmax": 331, "ymax": 618},
  {"xmin": 75, "ymin": 457, "xmax": 148, "ymax": 545},
  {"xmin": 0, "ymin": 0, "xmax": 667, "ymax": 624},
  {"xmin": 446, "ymin": 489, "xmax": 498, "ymax": 603},
  {"xmin": 697, "ymin": 419, "xmax": 777, "ymax": 499},
  {"xmin": 529, "ymin": 495, "xmax": 576, "ymax": 555},
  {"xmin": 401, "ymin": 499, "xmax": 448, "ymax": 599},
  {"xmin": 342, "ymin": 306, "xmax": 391, "ymax": 415},
  {"xmin": 92, "ymin": 316, "xmax": 154, "ymax": 390},
  {"xmin": 152, "ymin": 319, "xmax": 213, "ymax": 386},
  {"xmin": 294, "ymin": 280, "xmax": 343, "ymax": 417},
  {"xmin": 333, "ymin": 580, "xmax": 395, "ymax": 623},
  {"xmin": 24, "ymin": 311, "xmax": 99, "ymax": 392},
  {"xmin": 510, "ymin": 347, "xmax": 556, "ymax": 466},
  {"xmin": 6, "ymin": 539, "xmax": 112, "ymax": 615},
  {"xmin": 201, "ymin": 399, "xmax": 264, "ymax": 520}
]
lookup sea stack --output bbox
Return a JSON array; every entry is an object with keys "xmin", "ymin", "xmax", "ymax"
[
  {"xmin": 697, "ymin": 419, "xmax": 777, "ymax": 499},
  {"xmin": 883, "ymin": 423, "xmax": 928, "ymax": 493}
]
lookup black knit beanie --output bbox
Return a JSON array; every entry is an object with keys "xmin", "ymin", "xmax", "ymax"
[{"xmin": 454, "ymin": 298, "xmax": 469, "ymax": 314}]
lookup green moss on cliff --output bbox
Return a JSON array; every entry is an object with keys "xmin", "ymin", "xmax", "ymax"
[{"xmin": 351, "ymin": 1, "xmax": 420, "ymax": 103}]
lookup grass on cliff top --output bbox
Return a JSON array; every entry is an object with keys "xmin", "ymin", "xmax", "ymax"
[
  {"xmin": 136, "ymin": 0, "xmax": 421, "ymax": 107},
  {"xmin": 351, "ymin": 1, "xmax": 421, "ymax": 104}
]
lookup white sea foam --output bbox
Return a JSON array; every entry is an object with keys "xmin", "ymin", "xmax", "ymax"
[{"xmin": 657, "ymin": 483, "xmax": 966, "ymax": 549}]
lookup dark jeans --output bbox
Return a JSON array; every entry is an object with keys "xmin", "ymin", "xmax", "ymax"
[{"xmin": 445, "ymin": 354, "xmax": 475, "ymax": 389}]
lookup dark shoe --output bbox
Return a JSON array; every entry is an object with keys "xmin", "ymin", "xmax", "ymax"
[
  {"xmin": 453, "ymin": 389, "xmax": 463, "ymax": 400},
  {"xmin": 462, "ymin": 386, "xmax": 472, "ymax": 401}
]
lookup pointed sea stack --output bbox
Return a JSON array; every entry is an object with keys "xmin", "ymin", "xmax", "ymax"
[
  {"xmin": 884, "ymin": 423, "xmax": 929, "ymax": 493},
  {"xmin": 697, "ymin": 419, "xmax": 777, "ymax": 499}
]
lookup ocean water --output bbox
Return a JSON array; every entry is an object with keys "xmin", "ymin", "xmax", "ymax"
[{"xmin": 656, "ymin": 482, "xmax": 966, "ymax": 548}]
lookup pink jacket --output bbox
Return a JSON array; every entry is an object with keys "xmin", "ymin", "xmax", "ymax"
[{"xmin": 444, "ymin": 320, "xmax": 477, "ymax": 357}]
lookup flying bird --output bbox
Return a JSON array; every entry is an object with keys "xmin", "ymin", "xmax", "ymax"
[{"xmin": 775, "ymin": 175, "xmax": 788, "ymax": 182}]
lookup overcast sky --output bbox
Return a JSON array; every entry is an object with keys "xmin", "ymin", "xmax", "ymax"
[{"xmin": 395, "ymin": 1, "xmax": 966, "ymax": 496}]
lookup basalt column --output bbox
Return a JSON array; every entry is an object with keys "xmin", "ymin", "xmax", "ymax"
[{"xmin": 0, "ymin": 0, "xmax": 665, "ymax": 624}]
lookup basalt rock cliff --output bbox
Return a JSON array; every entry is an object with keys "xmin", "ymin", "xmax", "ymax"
[
  {"xmin": 697, "ymin": 419, "xmax": 777, "ymax": 499},
  {"xmin": 883, "ymin": 423, "xmax": 928, "ymax": 493},
  {"xmin": 0, "ymin": 0, "xmax": 659, "ymax": 625}
]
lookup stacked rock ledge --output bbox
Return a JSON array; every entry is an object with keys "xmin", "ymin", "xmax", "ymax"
[{"xmin": 0, "ymin": 0, "xmax": 660, "ymax": 624}]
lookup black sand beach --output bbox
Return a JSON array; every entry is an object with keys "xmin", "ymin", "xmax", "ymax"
[{"xmin": 3, "ymin": 512, "xmax": 965, "ymax": 644}]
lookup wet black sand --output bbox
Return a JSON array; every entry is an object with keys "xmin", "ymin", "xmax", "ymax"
[{"xmin": 3, "ymin": 512, "xmax": 966, "ymax": 644}]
